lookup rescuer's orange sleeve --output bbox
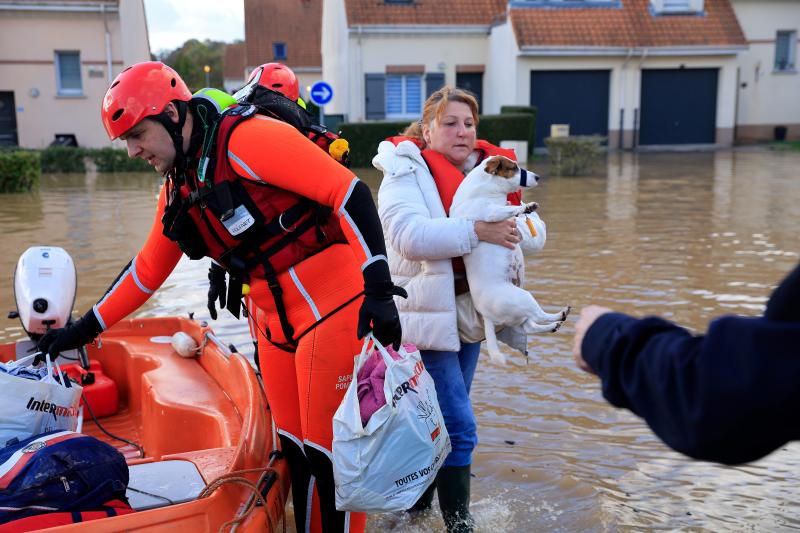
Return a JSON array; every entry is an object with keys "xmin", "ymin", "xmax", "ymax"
[{"xmin": 93, "ymin": 183, "xmax": 183, "ymax": 330}]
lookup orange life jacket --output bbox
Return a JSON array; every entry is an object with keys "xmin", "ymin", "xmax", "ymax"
[{"xmin": 161, "ymin": 105, "xmax": 347, "ymax": 320}]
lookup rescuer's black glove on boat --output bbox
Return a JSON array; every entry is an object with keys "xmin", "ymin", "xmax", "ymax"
[
  {"xmin": 35, "ymin": 309, "xmax": 102, "ymax": 363},
  {"xmin": 207, "ymin": 262, "xmax": 228, "ymax": 320},
  {"xmin": 357, "ymin": 281, "xmax": 407, "ymax": 349}
]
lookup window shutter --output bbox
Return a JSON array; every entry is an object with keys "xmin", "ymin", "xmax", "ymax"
[
  {"xmin": 365, "ymin": 74, "xmax": 385, "ymax": 120},
  {"xmin": 425, "ymin": 72, "xmax": 445, "ymax": 99}
]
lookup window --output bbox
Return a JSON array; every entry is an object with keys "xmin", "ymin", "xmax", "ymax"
[
  {"xmin": 272, "ymin": 42, "xmax": 287, "ymax": 61},
  {"xmin": 55, "ymin": 51, "xmax": 82, "ymax": 96},
  {"xmin": 650, "ymin": 0, "xmax": 703, "ymax": 14},
  {"xmin": 386, "ymin": 75, "xmax": 422, "ymax": 118},
  {"xmin": 775, "ymin": 31, "xmax": 796, "ymax": 71}
]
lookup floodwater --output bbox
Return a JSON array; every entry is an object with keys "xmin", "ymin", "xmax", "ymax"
[{"xmin": 1, "ymin": 148, "xmax": 798, "ymax": 531}]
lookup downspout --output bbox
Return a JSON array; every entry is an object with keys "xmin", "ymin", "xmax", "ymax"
[
  {"xmin": 633, "ymin": 48, "xmax": 648, "ymax": 150},
  {"xmin": 102, "ymin": 3, "xmax": 113, "ymax": 85},
  {"xmin": 357, "ymin": 24, "xmax": 363, "ymax": 121},
  {"xmin": 619, "ymin": 47, "xmax": 634, "ymax": 150}
]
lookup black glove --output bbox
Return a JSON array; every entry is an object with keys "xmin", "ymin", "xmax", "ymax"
[
  {"xmin": 357, "ymin": 281, "xmax": 408, "ymax": 349},
  {"xmin": 36, "ymin": 309, "xmax": 102, "ymax": 363},
  {"xmin": 207, "ymin": 263, "xmax": 227, "ymax": 320}
]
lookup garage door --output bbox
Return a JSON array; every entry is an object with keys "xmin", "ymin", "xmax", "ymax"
[
  {"xmin": 530, "ymin": 70, "xmax": 610, "ymax": 147},
  {"xmin": 639, "ymin": 68, "xmax": 717, "ymax": 145}
]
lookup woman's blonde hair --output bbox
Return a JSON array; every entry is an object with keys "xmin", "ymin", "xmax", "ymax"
[{"xmin": 401, "ymin": 86, "xmax": 479, "ymax": 146}]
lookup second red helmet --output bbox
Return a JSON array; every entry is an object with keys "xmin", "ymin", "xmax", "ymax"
[{"xmin": 248, "ymin": 62, "xmax": 300, "ymax": 101}]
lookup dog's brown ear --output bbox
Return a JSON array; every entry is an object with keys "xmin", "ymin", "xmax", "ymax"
[
  {"xmin": 485, "ymin": 156, "xmax": 501, "ymax": 175},
  {"xmin": 497, "ymin": 157, "xmax": 519, "ymax": 177}
]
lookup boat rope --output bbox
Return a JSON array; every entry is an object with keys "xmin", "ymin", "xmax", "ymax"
[{"xmin": 198, "ymin": 466, "xmax": 286, "ymax": 533}]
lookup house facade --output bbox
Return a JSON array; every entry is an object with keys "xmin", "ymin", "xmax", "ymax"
[
  {"xmin": 0, "ymin": 0, "xmax": 150, "ymax": 149},
  {"xmin": 732, "ymin": 0, "xmax": 800, "ymax": 142},
  {"xmin": 241, "ymin": 0, "xmax": 324, "ymax": 101},
  {"xmin": 322, "ymin": 0, "xmax": 799, "ymax": 147}
]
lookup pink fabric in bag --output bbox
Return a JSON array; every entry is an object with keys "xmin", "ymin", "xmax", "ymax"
[{"xmin": 356, "ymin": 343, "xmax": 416, "ymax": 425}]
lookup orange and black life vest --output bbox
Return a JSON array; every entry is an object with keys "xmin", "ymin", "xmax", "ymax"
[{"xmin": 161, "ymin": 104, "xmax": 346, "ymax": 328}]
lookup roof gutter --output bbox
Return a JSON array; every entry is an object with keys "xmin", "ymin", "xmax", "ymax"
[
  {"xmin": 0, "ymin": 2, "xmax": 119, "ymax": 13},
  {"xmin": 519, "ymin": 45, "xmax": 746, "ymax": 56},
  {"xmin": 348, "ymin": 24, "xmax": 491, "ymax": 36}
]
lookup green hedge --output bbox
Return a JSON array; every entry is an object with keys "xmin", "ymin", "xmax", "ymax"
[
  {"xmin": 0, "ymin": 151, "xmax": 40, "ymax": 192},
  {"xmin": 37, "ymin": 147, "xmax": 152, "ymax": 173},
  {"xmin": 500, "ymin": 105, "xmax": 537, "ymax": 156},
  {"xmin": 40, "ymin": 146, "xmax": 87, "ymax": 173},
  {"xmin": 476, "ymin": 113, "xmax": 534, "ymax": 155},
  {"xmin": 339, "ymin": 113, "xmax": 535, "ymax": 168},
  {"xmin": 338, "ymin": 121, "xmax": 410, "ymax": 168},
  {"xmin": 544, "ymin": 135, "xmax": 605, "ymax": 176},
  {"xmin": 90, "ymin": 147, "xmax": 151, "ymax": 172}
]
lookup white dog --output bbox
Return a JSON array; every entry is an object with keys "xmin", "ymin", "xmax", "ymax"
[{"xmin": 450, "ymin": 155, "xmax": 570, "ymax": 364}]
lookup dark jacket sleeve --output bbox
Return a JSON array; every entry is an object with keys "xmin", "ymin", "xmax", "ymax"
[{"xmin": 582, "ymin": 269, "xmax": 800, "ymax": 464}]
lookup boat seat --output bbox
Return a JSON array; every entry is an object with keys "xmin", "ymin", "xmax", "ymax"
[
  {"xmin": 126, "ymin": 460, "xmax": 206, "ymax": 511},
  {"xmin": 127, "ymin": 337, "xmax": 242, "ymax": 458}
]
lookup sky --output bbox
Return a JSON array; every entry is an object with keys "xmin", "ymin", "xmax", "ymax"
[{"xmin": 143, "ymin": 0, "xmax": 245, "ymax": 55}]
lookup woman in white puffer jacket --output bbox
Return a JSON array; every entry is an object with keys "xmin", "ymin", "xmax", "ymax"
[{"xmin": 373, "ymin": 86, "xmax": 546, "ymax": 533}]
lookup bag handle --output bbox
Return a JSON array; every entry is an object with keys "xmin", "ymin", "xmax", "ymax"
[
  {"xmin": 367, "ymin": 333, "xmax": 409, "ymax": 368},
  {"xmin": 5, "ymin": 352, "xmax": 40, "ymax": 368}
]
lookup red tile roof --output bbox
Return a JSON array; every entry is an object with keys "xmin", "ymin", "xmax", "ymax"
[
  {"xmin": 244, "ymin": 0, "xmax": 322, "ymax": 68},
  {"xmin": 344, "ymin": 0, "xmax": 508, "ymax": 26},
  {"xmin": 511, "ymin": 0, "xmax": 746, "ymax": 49}
]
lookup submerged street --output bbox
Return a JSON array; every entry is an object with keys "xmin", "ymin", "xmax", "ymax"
[{"xmin": 1, "ymin": 148, "xmax": 798, "ymax": 531}]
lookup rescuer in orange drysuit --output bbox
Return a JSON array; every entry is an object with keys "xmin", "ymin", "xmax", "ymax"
[{"xmin": 37, "ymin": 61, "xmax": 405, "ymax": 533}]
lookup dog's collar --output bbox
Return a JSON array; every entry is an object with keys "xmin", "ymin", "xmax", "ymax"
[{"xmin": 520, "ymin": 168, "xmax": 529, "ymax": 187}]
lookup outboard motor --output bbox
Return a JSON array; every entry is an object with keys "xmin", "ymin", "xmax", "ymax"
[
  {"xmin": 10, "ymin": 246, "xmax": 88, "ymax": 367},
  {"xmin": 13, "ymin": 246, "xmax": 76, "ymax": 339}
]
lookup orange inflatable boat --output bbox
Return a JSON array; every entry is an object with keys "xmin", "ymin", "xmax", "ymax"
[{"xmin": 0, "ymin": 316, "xmax": 289, "ymax": 532}]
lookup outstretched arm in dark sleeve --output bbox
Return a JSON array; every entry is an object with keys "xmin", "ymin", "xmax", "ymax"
[{"xmin": 581, "ymin": 311, "xmax": 800, "ymax": 465}]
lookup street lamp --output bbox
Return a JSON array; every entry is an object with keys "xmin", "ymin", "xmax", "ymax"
[{"xmin": 203, "ymin": 65, "xmax": 211, "ymax": 87}]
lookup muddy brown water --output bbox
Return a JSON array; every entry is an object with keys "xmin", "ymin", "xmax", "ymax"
[{"xmin": 0, "ymin": 149, "xmax": 798, "ymax": 532}]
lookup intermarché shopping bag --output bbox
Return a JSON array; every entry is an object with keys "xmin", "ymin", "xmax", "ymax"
[
  {"xmin": 0, "ymin": 354, "xmax": 82, "ymax": 447},
  {"xmin": 333, "ymin": 334, "xmax": 451, "ymax": 513}
]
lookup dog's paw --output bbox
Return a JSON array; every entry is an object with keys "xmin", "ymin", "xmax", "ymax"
[
  {"xmin": 560, "ymin": 306, "xmax": 572, "ymax": 321},
  {"xmin": 488, "ymin": 350, "xmax": 507, "ymax": 365},
  {"xmin": 523, "ymin": 202, "xmax": 539, "ymax": 214},
  {"xmin": 551, "ymin": 321, "xmax": 563, "ymax": 333}
]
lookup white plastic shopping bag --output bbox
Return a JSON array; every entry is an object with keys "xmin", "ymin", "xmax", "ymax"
[
  {"xmin": 333, "ymin": 334, "xmax": 451, "ymax": 512},
  {"xmin": 0, "ymin": 353, "xmax": 82, "ymax": 447}
]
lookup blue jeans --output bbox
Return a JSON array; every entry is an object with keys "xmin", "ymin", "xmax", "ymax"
[{"xmin": 420, "ymin": 342, "xmax": 481, "ymax": 467}]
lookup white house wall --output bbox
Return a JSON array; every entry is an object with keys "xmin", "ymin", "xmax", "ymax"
[
  {"xmin": 485, "ymin": 17, "xmax": 518, "ymax": 114},
  {"xmin": 322, "ymin": 0, "xmax": 349, "ymax": 117},
  {"xmin": 0, "ymin": 5, "xmax": 149, "ymax": 149},
  {"xmin": 731, "ymin": 0, "xmax": 800, "ymax": 141},
  {"xmin": 344, "ymin": 31, "xmax": 488, "ymax": 122}
]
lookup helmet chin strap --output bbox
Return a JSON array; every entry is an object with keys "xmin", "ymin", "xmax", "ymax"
[{"xmin": 152, "ymin": 100, "xmax": 189, "ymax": 175}]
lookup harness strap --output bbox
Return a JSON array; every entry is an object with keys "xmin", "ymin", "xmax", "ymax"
[{"xmin": 261, "ymin": 260, "xmax": 298, "ymax": 352}]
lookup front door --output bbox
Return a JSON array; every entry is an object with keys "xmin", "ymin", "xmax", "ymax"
[{"xmin": 0, "ymin": 92, "xmax": 18, "ymax": 147}]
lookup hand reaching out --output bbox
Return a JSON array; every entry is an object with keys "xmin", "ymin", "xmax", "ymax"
[{"xmin": 572, "ymin": 305, "xmax": 613, "ymax": 374}]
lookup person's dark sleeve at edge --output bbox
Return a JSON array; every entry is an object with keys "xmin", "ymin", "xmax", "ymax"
[{"xmin": 581, "ymin": 262, "xmax": 800, "ymax": 465}]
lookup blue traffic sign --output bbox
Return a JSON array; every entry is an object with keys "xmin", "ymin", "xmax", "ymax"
[{"xmin": 309, "ymin": 81, "xmax": 333, "ymax": 106}]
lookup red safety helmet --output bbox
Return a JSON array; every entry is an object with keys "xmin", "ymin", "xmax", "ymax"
[
  {"xmin": 248, "ymin": 62, "xmax": 300, "ymax": 101},
  {"xmin": 101, "ymin": 61, "xmax": 192, "ymax": 140}
]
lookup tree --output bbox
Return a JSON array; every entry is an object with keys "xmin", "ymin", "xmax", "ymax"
[{"xmin": 157, "ymin": 39, "xmax": 227, "ymax": 91}]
